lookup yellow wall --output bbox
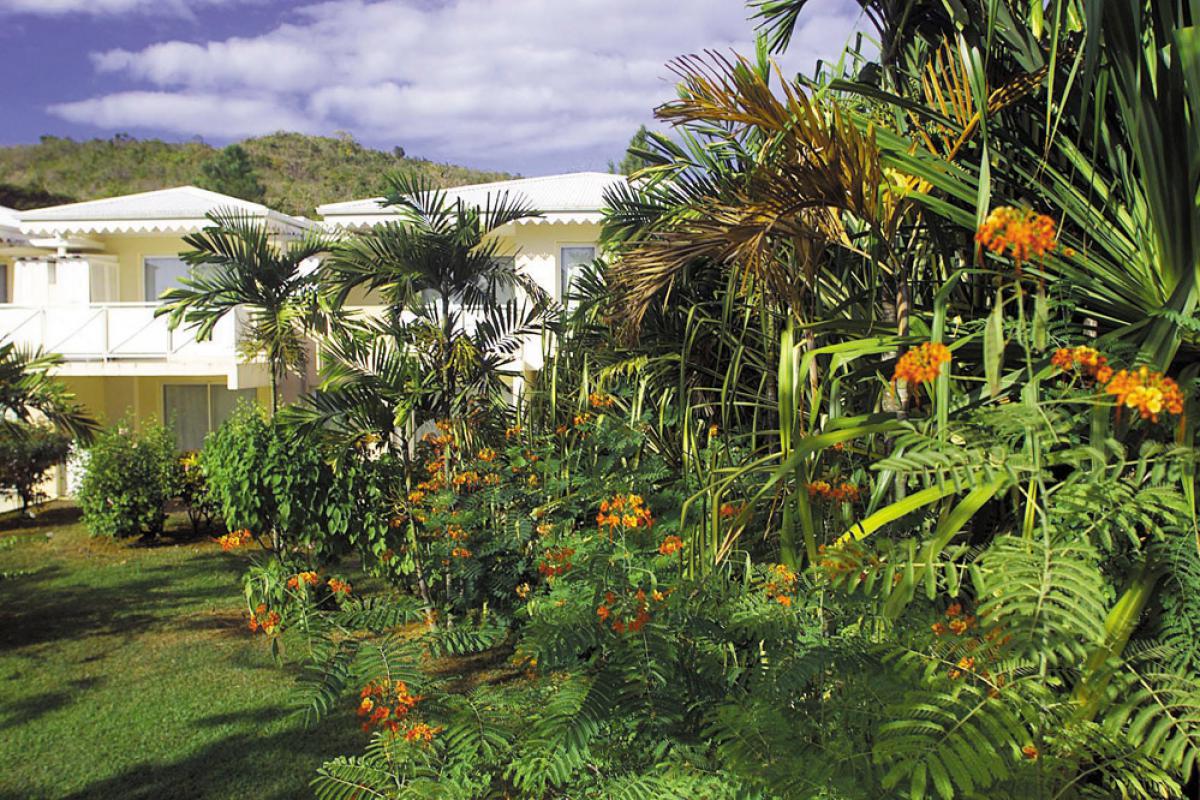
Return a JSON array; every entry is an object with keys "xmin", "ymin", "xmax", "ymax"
[
  {"xmin": 93, "ymin": 234, "xmax": 193, "ymax": 302},
  {"xmin": 63, "ymin": 375, "xmax": 269, "ymax": 430}
]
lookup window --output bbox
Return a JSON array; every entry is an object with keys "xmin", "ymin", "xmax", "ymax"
[
  {"xmin": 0, "ymin": 262, "xmax": 8, "ymax": 303},
  {"xmin": 559, "ymin": 246, "xmax": 595, "ymax": 304},
  {"xmin": 492, "ymin": 255, "xmax": 516, "ymax": 303},
  {"xmin": 163, "ymin": 384, "xmax": 257, "ymax": 451},
  {"xmin": 143, "ymin": 256, "xmax": 191, "ymax": 303}
]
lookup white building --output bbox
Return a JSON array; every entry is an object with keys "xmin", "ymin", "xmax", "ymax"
[{"xmin": 0, "ymin": 173, "xmax": 622, "ymax": 457}]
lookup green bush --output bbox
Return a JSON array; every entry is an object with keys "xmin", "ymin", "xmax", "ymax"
[
  {"xmin": 0, "ymin": 423, "xmax": 72, "ymax": 511},
  {"xmin": 77, "ymin": 417, "xmax": 179, "ymax": 539},
  {"xmin": 201, "ymin": 402, "xmax": 392, "ymax": 557}
]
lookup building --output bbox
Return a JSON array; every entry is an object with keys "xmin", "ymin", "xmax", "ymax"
[
  {"xmin": 0, "ymin": 172, "xmax": 622, "ymax": 463},
  {"xmin": 4, "ymin": 186, "xmax": 312, "ymax": 452}
]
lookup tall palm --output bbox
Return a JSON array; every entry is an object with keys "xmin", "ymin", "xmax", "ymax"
[
  {"xmin": 318, "ymin": 173, "xmax": 550, "ymax": 422},
  {"xmin": 0, "ymin": 339, "xmax": 97, "ymax": 442},
  {"xmin": 156, "ymin": 211, "xmax": 333, "ymax": 413}
]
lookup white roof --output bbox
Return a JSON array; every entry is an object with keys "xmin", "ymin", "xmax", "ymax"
[
  {"xmin": 317, "ymin": 171, "xmax": 626, "ymax": 229},
  {"xmin": 18, "ymin": 186, "xmax": 312, "ymax": 236},
  {"xmin": 0, "ymin": 205, "xmax": 28, "ymax": 246}
]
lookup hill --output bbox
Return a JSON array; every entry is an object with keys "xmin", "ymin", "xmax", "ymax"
[{"xmin": 0, "ymin": 132, "xmax": 514, "ymax": 217}]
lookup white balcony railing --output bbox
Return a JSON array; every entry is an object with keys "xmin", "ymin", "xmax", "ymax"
[{"xmin": 0, "ymin": 303, "xmax": 240, "ymax": 362}]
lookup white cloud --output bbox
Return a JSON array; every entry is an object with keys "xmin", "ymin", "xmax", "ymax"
[
  {"xmin": 49, "ymin": 0, "xmax": 866, "ymax": 172},
  {"xmin": 49, "ymin": 92, "xmax": 316, "ymax": 138},
  {"xmin": 0, "ymin": 0, "xmax": 256, "ymax": 16}
]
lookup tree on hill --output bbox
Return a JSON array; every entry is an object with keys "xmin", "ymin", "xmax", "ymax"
[
  {"xmin": 609, "ymin": 125, "xmax": 653, "ymax": 175},
  {"xmin": 0, "ymin": 182, "xmax": 74, "ymax": 210},
  {"xmin": 195, "ymin": 144, "xmax": 267, "ymax": 203}
]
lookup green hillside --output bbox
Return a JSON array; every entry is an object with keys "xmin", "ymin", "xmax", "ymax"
[{"xmin": 0, "ymin": 132, "xmax": 514, "ymax": 217}]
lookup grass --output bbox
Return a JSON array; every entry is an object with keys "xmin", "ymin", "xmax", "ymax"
[{"xmin": 0, "ymin": 503, "xmax": 360, "ymax": 800}]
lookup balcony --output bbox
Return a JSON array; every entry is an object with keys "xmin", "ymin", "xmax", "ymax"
[{"xmin": 0, "ymin": 303, "xmax": 264, "ymax": 383}]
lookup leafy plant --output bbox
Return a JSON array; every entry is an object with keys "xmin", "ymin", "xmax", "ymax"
[
  {"xmin": 76, "ymin": 417, "xmax": 179, "ymax": 539},
  {"xmin": 0, "ymin": 423, "xmax": 72, "ymax": 512}
]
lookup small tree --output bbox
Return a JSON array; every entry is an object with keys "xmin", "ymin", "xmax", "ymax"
[
  {"xmin": 0, "ymin": 424, "xmax": 71, "ymax": 511},
  {"xmin": 195, "ymin": 144, "xmax": 266, "ymax": 203}
]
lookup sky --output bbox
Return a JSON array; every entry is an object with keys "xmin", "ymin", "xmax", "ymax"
[{"xmin": 0, "ymin": 0, "xmax": 866, "ymax": 175}]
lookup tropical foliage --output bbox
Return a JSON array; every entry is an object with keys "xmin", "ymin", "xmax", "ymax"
[{"xmin": 136, "ymin": 1, "xmax": 1200, "ymax": 797}]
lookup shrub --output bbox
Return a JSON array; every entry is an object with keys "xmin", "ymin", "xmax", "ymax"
[
  {"xmin": 178, "ymin": 451, "xmax": 217, "ymax": 535},
  {"xmin": 77, "ymin": 417, "xmax": 179, "ymax": 539},
  {"xmin": 0, "ymin": 423, "xmax": 72, "ymax": 511},
  {"xmin": 201, "ymin": 402, "xmax": 392, "ymax": 557}
]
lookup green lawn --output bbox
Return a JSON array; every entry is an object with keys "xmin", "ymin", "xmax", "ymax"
[{"xmin": 0, "ymin": 504, "xmax": 359, "ymax": 800}]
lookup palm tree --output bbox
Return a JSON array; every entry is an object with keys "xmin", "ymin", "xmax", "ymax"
[
  {"xmin": 0, "ymin": 339, "xmax": 97, "ymax": 442},
  {"xmin": 314, "ymin": 173, "xmax": 550, "ymax": 427},
  {"xmin": 156, "ymin": 211, "xmax": 332, "ymax": 413}
]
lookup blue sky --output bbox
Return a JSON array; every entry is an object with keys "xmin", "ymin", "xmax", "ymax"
[{"xmin": 0, "ymin": 0, "xmax": 865, "ymax": 174}]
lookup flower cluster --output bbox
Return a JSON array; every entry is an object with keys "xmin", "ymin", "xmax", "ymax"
[
  {"xmin": 247, "ymin": 603, "xmax": 280, "ymax": 635},
  {"xmin": 215, "ymin": 529, "xmax": 253, "ymax": 551},
  {"xmin": 806, "ymin": 480, "xmax": 861, "ymax": 503},
  {"xmin": 537, "ymin": 546, "xmax": 575, "ymax": 578},
  {"xmin": 450, "ymin": 546, "xmax": 472, "ymax": 559},
  {"xmin": 588, "ymin": 392, "xmax": 614, "ymax": 409},
  {"xmin": 573, "ymin": 412, "xmax": 593, "ymax": 427},
  {"xmin": 1104, "ymin": 366, "xmax": 1185, "ymax": 423},
  {"xmin": 932, "ymin": 603, "xmax": 1010, "ymax": 692},
  {"xmin": 404, "ymin": 722, "xmax": 442, "ymax": 743},
  {"xmin": 975, "ymin": 206, "xmax": 1061, "ymax": 268},
  {"xmin": 892, "ymin": 342, "xmax": 951, "ymax": 387},
  {"xmin": 596, "ymin": 494, "xmax": 654, "ymax": 531},
  {"xmin": 358, "ymin": 679, "xmax": 423, "ymax": 733},
  {"xmin": 763, "ymin": 564, "xmax": 798, "ymax": 606},
  {"xmin": 658, "ymin": 535, "xmax": 684, "ymax": 556},
  {"xmin": 596, "ymin": 588, "xmax": 662, "ymax": 634},
  {"xmin": 1051, "ymin": 345, "xmax": 1112, "ymax": 383},
  {"xmin": 930, "ymin": 602, "xmax": 976, "ymax": 638},
  {"xmin": 328, "ymin": 578, "xmax": 352, "ymax": 596},
  {"xmin": 477, "ymin": 447, "xmax": 497, "ymax": 462},
  {"xmin": 504, "ymin": 425, "xmax": 523, "ymax": 441},
  {"xmin": 286, "ymin": 571, "xmax": 320, "ymax": 590}
]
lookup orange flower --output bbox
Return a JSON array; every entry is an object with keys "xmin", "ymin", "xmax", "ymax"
[
  {"xmin": 477, "ymin": 447, "xmax": 497, "ymax": 462},
  {"xmin": 505, "ymin": 425, "xmax": 523, "ymax": 440},
  {"xmin": 597, "ymin": 494, "xmax": 654, "ymax": 532},
  {"xmin": 931, "ymin": 622, "xmax": 946, "ymax": 636},
  {"xmin": 450, "ymin": 546, "xmax": 472, "ymax": 558},
  {"xmin": 1104, "ymin": 366, "xmax": 1186, "ymax": 423},
  {"xmin": 589, "ymin": 392, "xmax": 615, "ymax": 409},
  {"xmin": 1022, "ymin": 744, "xmax": 1039, "ymax": 761},
  {"xmin": 776, "ymin": 595, "xmax": 792, "ymax": 607},
  {"xmin": 718, "ymin": 503, "xmax": 737, "ymax": 519},
  {"xmin": 328, "ymin": 578, "xmax": 352, "ymax": 596},
  {"xmin": 515, "ymin": 582, "xmax": 530, "ymax": 599},
  {"xmin": 215, "ymin": 529, "xmax": 253, "ymax": 551},
  {"xmin": 407, "ymin": 489, "xmax": 426, "ymax": 504},
  {"xmin": 658, "ymin": 535, "xmax": 684, "ymax": 556},
  {"xmin": 806, "ymin": 480, "xmax": 861, "ymax": 503},
  {"xmin": 975, "ymin": 206, "xmax": 1059, "ymax": 268},
  {"xmin": 1052, "ymin": 345, "xmax": 1112, "ymax": 383},
  {"xmin": 404, "ymin": 722, "xmax": 441, "ymax": 743},
  {"xmin": 596, "ymin": 604, "xmax": 610, "ymax": 622},
  {"xmin": 573, "ymin": 412, "xmax": 593, "ymax": 427},
  {"xmin": 287, "ymin": 571, "xmax": 319, "ymax": 590},
  {"xmin": 892, "ymin": 342, "xmax": 951, "ymax": 387}
]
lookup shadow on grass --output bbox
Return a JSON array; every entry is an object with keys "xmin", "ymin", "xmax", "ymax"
[
  {"xmin": 49, "ymin": 709, "xmax": 363, "ymax": 800},
  {"xmin": 0, "ymin": 551, "xmax": 247, "ymax": 653},
  {"xmin": 0, "ymin": 677, "xmax": 104, "ymax": 732},
  {"xmin": 0, "ymin": 503, "xmax": 82, "ymax": 533}
]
